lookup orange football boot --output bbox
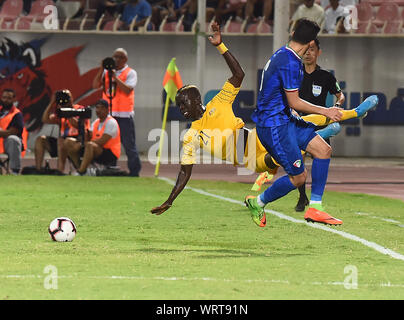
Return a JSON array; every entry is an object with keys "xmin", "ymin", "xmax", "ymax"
[{"xmin": 304, "ymin": 206, "xmax": 343, "ymax": 226}]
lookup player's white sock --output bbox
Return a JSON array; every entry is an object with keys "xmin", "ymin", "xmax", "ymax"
[{"xmin": 257, "ymin": 195, "xmax": 266, "ymax": 208}]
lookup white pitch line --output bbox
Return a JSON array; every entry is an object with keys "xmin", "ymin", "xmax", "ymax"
[
  {"xmin": 2, "ymin": 274, "xmax": 404, "ymax": 288},
  {"xmin": 158, "ymin": 177, "xmax": 404, "ymax": 262},
  {"xmin": 356, "ymin": 212, "xmax": 401, "ymax": 225}
]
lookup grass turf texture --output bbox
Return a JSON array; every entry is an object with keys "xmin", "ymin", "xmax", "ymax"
[{"xmin": 0, "ymin": 175, "xmax": 403, "ymax": 300}]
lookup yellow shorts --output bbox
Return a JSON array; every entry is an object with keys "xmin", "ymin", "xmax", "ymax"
[{"xmin": 244, "ymin": 128, "xmax": 279, "ymax": 174}]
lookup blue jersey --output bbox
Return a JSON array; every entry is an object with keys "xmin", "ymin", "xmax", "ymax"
[{"xmin": 252, "ymin": 46, "xmax": 304, "ymax": 127}]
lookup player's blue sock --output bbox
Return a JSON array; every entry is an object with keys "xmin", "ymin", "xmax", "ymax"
[
  {"xmin": 310, "ymin": 158, "xmax": 330, "ymax": 202},
  {"xmin": 259, "ymin": 175, "xmax": 296, "ymax": 205}
]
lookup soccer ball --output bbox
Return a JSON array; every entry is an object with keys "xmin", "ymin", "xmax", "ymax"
[{"xmin": 48, "ymin": 217, "xmax": 77, "ymax": 242}]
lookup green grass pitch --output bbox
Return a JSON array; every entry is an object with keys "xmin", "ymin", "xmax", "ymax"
[{"xmin": 0, "ymin": 175, "xmax": 403, "ymax": 299}]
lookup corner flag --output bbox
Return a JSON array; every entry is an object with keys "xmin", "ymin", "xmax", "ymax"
[
  {"xmin": 155, "ymin": 58, "xmax": 183, "ymax": 177},
  {"xmin": 162, "ymin": 57, "xmax": 183, "ymax": 103}
]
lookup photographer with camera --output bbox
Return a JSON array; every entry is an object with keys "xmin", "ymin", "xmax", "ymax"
[
  {"xmin": 92, "ymin": 48, "xmax": 142, "ymax": 177},
  {"xmin": 34, "ymin": 89, "xmax": 90, "ymax": 174},
  {"xmin": 66, "ymin": 99, "xmax": 121, "ymax": 176},
  {"xmin": 0, "ymin": 89, "xmax": 28, "ymax": 175}
]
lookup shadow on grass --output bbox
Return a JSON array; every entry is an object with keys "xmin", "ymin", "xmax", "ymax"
[{"xmin": 135, "ymin": 247, "xmax": 307, "ymax": 259}]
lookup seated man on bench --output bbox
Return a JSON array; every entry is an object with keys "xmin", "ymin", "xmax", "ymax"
[
  {"xmin": 65, "ymin": 99, "xmax": 121, "ymax": 176},
  {"xmin": 0, "ymin": 88, "xmax": 27, "ymax": 175}
]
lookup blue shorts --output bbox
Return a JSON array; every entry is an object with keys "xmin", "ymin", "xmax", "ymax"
[{"xmin": 256, "ymin": 117, "xmax": 317, "ymax": 176}]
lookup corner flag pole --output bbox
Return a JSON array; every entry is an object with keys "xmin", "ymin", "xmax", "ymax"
[
  {"xmin": 155, "ymin": 58, "xmax": 183, "ymax": 177},
  {"xmin": 154, "ymin": 95, "xmax": 170, "ymax": 177}
]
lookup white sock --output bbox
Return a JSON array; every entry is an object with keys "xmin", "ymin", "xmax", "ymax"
[
  {"xmin": 309, "ymin": 200, "xmax": 322, "ymax": 206},
  {"xmin": 257, "ymin": 195, "xmax": 265, "ymax": 208}
]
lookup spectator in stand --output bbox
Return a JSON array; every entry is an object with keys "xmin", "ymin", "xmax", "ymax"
[
  {"xmin": 206, "ymin": 0, "xmax": 219, "ymax": 23},
  {"xmin": 94, "ymin": 0, "xmax": 127, "ymax": 27},
  {"xmin": 71, "ymin": 0, "xmax": 86, "ymax": 19},
  {"xmin": 147, "ymin": 0, "xmax": 189, "ymax": 30},
  {"xmin": 22, "ymin": 0, "xmax": 33, "ymax": 15},
  {"xmin": 320, "ymin": 0, "xmax": 359, "ymax": 9},
  {"xmin": 245, "ymin": 0, "xmax": 273, "ymax": 25},
  {"xmin": 323, "ymin": 0, "xmax": 348, "ymax": 33},
  {"xmin": 290, "ymin": 0, "xmax": 303, "ymax": 16},
  {"xmin": 290, "ymin": 0, "xmax": 324, "ymax": 30},
  {"xmin": 156, "ymin": 0, "xmax": 217, "ymax": 30},
  {"xmin": 165, "ymin": 0, "xmax": 187, "ymax": 22},
  {"xmin": 216, "ymin": 0, "xmax": 246, "ymax": 25},
  {"xmin": 335, "ymin": 15, "xmax": 349, "ymax": 34},
  {"xmin": 120, "ymin": 0, "xmax": 152, "ymax": 30},
  {"xmin": 176, "ymin": 0, "xmax": 197, "ymax": 31},
  {"xmin": 149, "ymin": 0, "xmax": 170, "ymax": 29}
]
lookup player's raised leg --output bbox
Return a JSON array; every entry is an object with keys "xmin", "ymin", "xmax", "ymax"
[{"xmin": 301, "ymin": 95, "xmax": 379, "ymax": 126}]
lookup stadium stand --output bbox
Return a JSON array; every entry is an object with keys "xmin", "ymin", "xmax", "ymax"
[
  {"xmin": 350, "ymin": 0, "xmax": 404, "ymax": 34},
  {"xmin": 357, "ymin": 1, "xmax": 373, "ymax": 22},
  {"xmin": 223, "ymin": 19, "xmax": 244, "ymax": 33},
  {"xmin": 383, "ymin": 20, "xmax": 402, "ymax": 34},
  {"xmin": 354, "ymin": 20, "xmax": 370, "ymax": 34},
  {"xmin": 159, "ymin": 14, "xmax": 184, "ymax": 32},
  {"xmin": 0, "ymin": 0, "xmax": 23, "ymax": 29},
  {"xmin": 373, "ymin": 2, "xmax": 400, "ymax": 28},
  {"xmin": 0, "ymin": 0, "xmax": 403, "ymax": 34},
  {"xmin": 14, "ymin": 0, "xmax": 54, "ymax": 30},
  {"xmin": 101, "ymin": 14, "xmax": 123, "ymax": 31},
  {"xmin": 362, "ymin": 0, "xmax": 404, "ymax": 5},
  {"xmin": 246, "ymin": 17, "xmax": 272, "ymax": 33},
  {"xmin": 56, "ymin": 0, "xmax": 82, "ymax": 18}
]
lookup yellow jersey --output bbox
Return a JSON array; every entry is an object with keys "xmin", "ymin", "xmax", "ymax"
[{"xmin": 181, "ymin": 81, "xmax": 245, "ymax": 165}]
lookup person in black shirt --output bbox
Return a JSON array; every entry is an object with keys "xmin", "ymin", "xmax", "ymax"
[
  {"xmin": 0, "ymin": 89, "xmax": 25, "ymax": 175},
  {"xmin": 294, "ymin": 38, "xmax": 345, "ymax": 212}
]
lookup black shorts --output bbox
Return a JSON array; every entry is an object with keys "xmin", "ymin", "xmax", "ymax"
[
  {"xmin": 94, "ymin": 148, "xmax": 117, "ymax": 166},
  {"xmin": 79, "ymin": 146, "xmax": 117, "ymax": 166},
  {"xmin": 47, "ymin": 136, "xmax": 79, "ymax": 157},
  {"xmin": 46, "ymin": 137, "xmax": 58, "ymax": 158},
  {"xmin": 79, "ymin": 146, "xmax": 118, "ymax": 167}
]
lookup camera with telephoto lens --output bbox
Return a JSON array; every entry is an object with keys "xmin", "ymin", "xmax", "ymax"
[
  {"xmin": 56, "ymin": 107, "xmax": 92, "ymax": 119},
  {"xmin": 102, "ymin": 57, "xmax": 116, "ymax": 71},
  {"xmin": 55, "ymin": 90, "xmax": 71, "ymax": 106}
]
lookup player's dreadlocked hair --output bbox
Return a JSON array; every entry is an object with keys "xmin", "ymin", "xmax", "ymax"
[
  {"xmin": 175, "ymin": 85, "xmax": 200, "ymax": 103},
  {"xmin": 177, "ymin": 85, "xmax": 198, "ymax": 95}
]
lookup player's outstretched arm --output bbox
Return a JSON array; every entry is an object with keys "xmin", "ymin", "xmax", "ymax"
[
  {"xmin": 150, "ymin": 164, "xmax": 193, "ymax": 215},
  {"xmin": 208, "ymin": 21, "xmax": 244, "ymax": 88}
]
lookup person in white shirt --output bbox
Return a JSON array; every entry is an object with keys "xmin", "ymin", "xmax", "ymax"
[
  {"xmin": 291, "ymin": 0, "xmax": 325, "ymax": 30},
  {"xmin": 324, "ymin": 0, "xmax": 349, "ymax": 33},
  {"xmin": 93, "ymin": 48, "xmax": 142, "ymax": 177}
]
